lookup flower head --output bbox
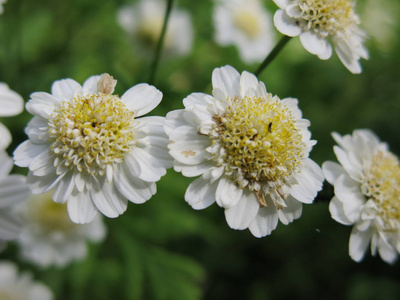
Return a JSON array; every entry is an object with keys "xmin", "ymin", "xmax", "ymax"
[
  {"xmin": 0, "ymin": 150, "xmax": 29, "ymax": 251},
  {"xmin": 165, "ymin": 66, "xmax": 323, "ymax": 237},
  {"xmin": 14, "ymin": 191, "xmax": 106, "ymax": 268},
  {"xmin": 14, "ymin": 74, "xmax": 172, "ymax": 224},
  {"xmin": 117, "ymin": 0, "xmax": 193, "ymax": 56},
  {"xmin": 0, "ymin": 261, "xmax": 53, "ymax": 300},
  {"xmin": 323, "ymin": 129, "xmax": 400, "ymax": 264},
  {"xmin": 0, "ymin": 83, "xmax": 24, "ymax": 150},
  {"xmin": 214, "ymin": 0, "xmax": 275, "ymax": 64},
  {"xmin": 273, "ymin": 0, "xmax": 368, "ymax": 73}
]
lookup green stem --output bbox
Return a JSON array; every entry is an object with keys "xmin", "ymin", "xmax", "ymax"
[
  {"xmin": 148, "ymin": 0, "xmax": 174, "ymax": 85},
  {"xmin": 254, "ymin": 36, "xmax": 292, "ymax": 77}
]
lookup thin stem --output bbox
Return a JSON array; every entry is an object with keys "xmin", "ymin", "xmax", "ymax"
[
  {"xmin": 254, "ymin": 36, "xmax": 292, "ymax": 77},
  {"xmin": 148, "ymin": 0, "xmax": 174, "ymax": 85}
]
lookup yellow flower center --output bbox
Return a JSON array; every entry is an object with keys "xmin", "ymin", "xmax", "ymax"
[
  {"xmin": 363, "ymin": 151, "xmax": 400, "ymax": 232},
  {"xmin": 208, "ymin": 95, "xmax": 305, "ymax": 206},
  {"xmin": 48, "ymin": 92, "xmax": 136, "ymax": 176},
  {"xmin": 233, "ymin": 10, "xmax": 261, "ymax": 39},
  {"xmin": 297, "ymin": 0, "xmax": 358, "ymax": 37},
  {"xmin": 29, "ymin": 193, "xmax": 77, "ymax": 233}
]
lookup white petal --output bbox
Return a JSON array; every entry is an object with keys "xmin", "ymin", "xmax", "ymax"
[
  {"xmin": 90, "ymin": 182, "xmax": 128, "ymax": 218},
  {"xmin": 273, "ymin": 9, "xmax": 302, "ymax": 37},
  {"xmin": 211, "ymin": 65, "xmax": 240, "ymax": 99},
  {"xmin": 0, "ymin": 175, "xmax": 30, "ymax": 208},
  {"xmin": 121, "ymin": 83, "xmax": 162, "ymax": 117},
  {"xmin": 334, "ymin": 174, "xmax": 364, "ymax": 222},
  {"xmin": 0, "ymin": 210, "xmax": 21, "ymax": 240},
  {"xmin": 29, "ymin": 149, "xmax": 52, "ymax": 173},
  {"xmin": 0, "ymin": 83, "xmax": 24, "ymax": 116},
  {"xmin": 333, "ymin": 37, "xmax": 361, "ymax": 74},
  {"xmin": 300, "ymin": 31, "xmax": 332, "ymax": 59},
  {"xmin": 51, "ymin": 78, "xmax": 81, "ymax": 100},
  {"xmin": 0, "ymin": 123, "xmax": 11, "ymax": 150},
  {"xmin": 114, "ymin": 163, "xmax": 155, "ymax": 204},
  {"xmin": 329, "ymin": 196, "xmax": 353, "ymax": 225},
  {"xmin": 25, "ymin": 117, "xmax": 49, "ymax": 143},
  {"xmin": 185, "ymin": 176, "xmax": 217, "ymax": 210},
  {"xmin": 377, "ymin": 238, "xmax": 398, "ymax": 264},
  {"xmin": 67, "ymin": 190, "xmax": 98, "ymax": 224},
  {"xmin": 82, "ymin": 75, "xmax": 102, "ymax": 94},
  {"xmin": 0, "ymin": 150, "xmax": 13, "ymax": 177},
  {"xmin": 278, "ymin": 195, "xmax": 302, "ymax": 225},
  {"xmin": 215, "ymin": 177, "xmax": 243, "ymax": 208},
  {"xmin": 164, "ymin": 109, "xmax": 187, "ymax": 136},
  {"xmin": 174, "ymin": 160, "xmax": 214, "ymax": 178},
  {"xmin": 290, "ymin": 158, "xmax": 324, "ymax": 204},
  {"xmin": 349, "ymin": 226, "xmax": 370, "ymax": 262},
  {"xmin": 125, "ymin": 149, "xmax": 166, "ymax": 182},
  {"xmin": 281, "ymin": 97, "xmax": 302, "ymax": 119},
  {"xmin": 27, "ymin": 171, "xmax": 65, "ymax": 194},
  {"xmin": 333, "ymin": 146, "xmax": 363, "ymax": 181},
  {"xmin": 26, "ymin": 92, "xmax": 60, "ymax": 119},
  {"xmin": 249, "ymin": 203, "xmax": 279, "ymax": 237},
  {"xmin": 52, "ymin": 172, "xmax": 75, "ymax": 204},
  {"xmin": 322, "ymin": 161, "xmax": 345, "ymax": 185},
  {"xmin": 224, "ymin": 190, "xmax": 259, "ymax": 230},
  {"xmin": 239, "ymin": 71, "xmax": 259, "ymax": 98},
  {"xmin": 13, "ymin": 141, "xmax": 48, "ymax": 168},
  {"xmin": 273, "ymin": 0, "xmax": 290, "ymax": 9}
]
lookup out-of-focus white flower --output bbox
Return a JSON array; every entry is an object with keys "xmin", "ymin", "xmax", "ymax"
[
  {"xmin": 15, "ymin": 191, "xmax": 106, "ymax": 268},
  {"xmin": 213, "ymin": 0, "xmax": 275, "ymax": 64},
  {"xmin": 323, "ymin": 130, "xmax": 400, "ymax": 264},
  {"xmin": 0, "ymin": 261, "xmax": 53, "ymax": 300},
  {"xmin": 165, "ymin": 65, "xmax": 323, "ymax": 237},
  {"xmin": 0, "ymin": 151, "xmax": 29, "ymax": 251},
  {"xmin": 14, "ymin": 73, "xmax": 172, "ymax": 224},
  {"xmin": 0, "ymin": 0, "xmax": 7, "ymax": 15},
  {"xmin": 0, "ymin": 83, "xmax": 24, "ymax": 150},
  {"xmin": 272, "ymin": 0, "xmax": 368, "ymax": 73},
  {"xmin": 117, "ymin": 0, "xmax": 193, "ymax": 56}
]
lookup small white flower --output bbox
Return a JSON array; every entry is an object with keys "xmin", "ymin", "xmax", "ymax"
[
  {"xmin": 165, "ymin": 66, "xmax": 323, "ymax": 237},
  {"xmin": 14, "ymin": 73, "xmax": 172, "ymax": 224},
  {"xmin": 117, "ymin": 0, "xmax": 193, "ymax": 56},
  {"xmin": 213, "ymin": 0, "xmax": 275, "ymax": 64},
  {"xmin": 0, "ymin": 261, "xmax": 53, "ymax": 300},
  {"xmin": 0, "ymin": 0, "xmax": 7, "ymax": 15},
  {"xmin": 323, "ymin": 129, "xmax": 400, "ymax": 264},
  {"xmin": 15, "ymin": 191, "xmax": 106, "ymax": 268},
  {"xmin": 0, "ymin": 83, "xmax": 24, "ymax": 150},
  {"xmin": 273, "ymin": 0, "xmax": 368, "ymax": 73},
  {"xmin": 0, "ymin": 151, "xmax": 29, "ymax": 251}
]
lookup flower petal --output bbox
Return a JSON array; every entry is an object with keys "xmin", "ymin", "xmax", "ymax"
[
  {"xmin": 82, "ymin": 75, "xmax": 102, "ymax": 94},
  {"xmin": 90, "ymin": 182, "xmax": 128, "ymax": 218},
  {"xmin": 121, "ymin": 83, "xmax": 162, "ymax": 117},
  {"xmin": 211, "ymin": 65, "xmax": 240, "ymax": 99},
  {"xmin": 215, "ymin": 177, "xmax": 243, "ymax": 208},
  {"xmin": 185, "ymin": 176, "xmax": 217, "ymax": 210},
  {"xmin": 273, "ymin": 9, "xmax": 302, "ymax": 37},
  {"xmin": 224, "ymin": 190, "xmax": 259, "ymax": 230},
  {"xmin": 0, "ymin": 123, "xmax": 11, "ymax": 150},
  {"xmin": 329, "ymin": 196, "xmax": 353, "ymax": 225},
  {"xmin": 0, "ymin": 83, "xmax": 24, "ymax": 117},
  {"xmin": 0, "ymin": 175, "xmax": 30, "ymax": 208},
  {"xmin": 26, "ymin": 92, "xmax": 60, "ymax": 119},
  {"xmin": 278, "ymin": 195, "xmax": 302, "ymax": 225},
  {"xmin": 349, "ymin": 226, "xmax": 370, "ymax": 262},
  {"xmin": 322, "ymin": 161, "xmax": 345, "ymax": 185},
  {"xmin": 13, "ymin": 141, "xmax": 48, "ymax": 168},
  {"xmin": 334, "ymin": 174, "xmax": 364, "ymax": 222},
  {"xmin": 249, "ymin": 203, "xmax": 279, "ymax": 237},
  {"xmin": 67, "ymin": 190, "xmax": 98, "ymax": 224},
  {"xmin": 300, "ymin": 30, "xmax": 332, "ymax": 59},
  {"xmin": 51, "ymin": 78, "xmax": 81, "ymax": 100}
]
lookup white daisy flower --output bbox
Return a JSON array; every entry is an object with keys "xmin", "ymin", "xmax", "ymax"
[
  {"xmin": 323, "ymin": 129, "xmax": 400, "ymax": 264},
  {"xmin": 14, "ymin": 74, "xmax": 172, "ymax": 224},
  {"xmin": 0, "ymin": 150, "xmax": 29, "ymax": 251},
  {"xmin": 272, "ymin": 0, "xmax": 369, "ymax": 73},
  {"xmin": 213, "ymin": 0, "xmax": 275, "ymax": 64},
  {"xmin": 0, "ymin": 83, "xmax": 25, "ymax": 150},
  {"xmin": 0, "ymin": 261, "xmax": 53, "ymax": 300},
  {"xmin": 165, "ymin": 65, "xmax": 324, "ymax": 237},
  {"xmin": 15, "ymin": 191, "xmax": 106, "ymax": 268},
  {"xmin": 117, "ymin": 0, "xmax": 193, "ymax": 56}
]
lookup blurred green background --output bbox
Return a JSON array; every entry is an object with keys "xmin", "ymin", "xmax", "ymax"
[{"xmin": 1, "ymin": 0, "xmax": 400, "ymax": 299}]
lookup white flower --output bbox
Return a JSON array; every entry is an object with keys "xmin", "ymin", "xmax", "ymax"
[
  {"xmin": 117, "ymin": 0, "xmax": 193, "ymax": 56},
  {"xmin": 0, "ymin": 261, "xmax": 53, "ymax": 300},
  {"xmin": 14, "ymin": 73, "xmax": 172, "ymax": 224},
  {"xmin": 0, "ymin": 150, "xmax": 29, "ymax": 251},
  {"xmin": 165, "ymin": 65, "xmax": 324, "ymax": 237},
  {"xmin": 0, "ymin": 0, "xmax": 7, "ymax": 15},
  {"xmin": 0, "ymin": 83, "xmax": 24, "ymax": 150},
  {"xmin": 15, "ymin": 191, "xmax": 106, "ymax": 268},
  {"xmin": 323, "ymin": 129, "xmax": 400, "ymax": 264},
  {"xmin": 213, "ymin": 0, "xmax": 275, "ymax": 64},
  {"xmin": 273, "ymin": 0, "xmax": 368, "ymax": 73}
]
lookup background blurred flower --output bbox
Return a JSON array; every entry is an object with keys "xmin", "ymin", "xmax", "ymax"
[
  {"xmin": 213, "ymin": 0, "xmax": 275, "ymax": 64},
  {"xmin": 0, "ymin": 83, "xmax": 24, "ymax": 150},
  {"xmin": 0, "ymin": 261, "xmax": 53, "ymax": 300},
  {"xmin": 14, "ymin": 74, "xmax": 172, "ymax": 224},
  {"xmin": 14, "ymin": 191, "xmax": 106, "ymax": 268},
  {"xmin": 117, "ymin": 0, "xmax": 193, "ymax": 56},
  {"xmin": 323, "ymin": 129, "xmax": 400, "ymax": 264},
  {"xmin": 0, "ymin": 0, "xmax": 6, "ymax": 15},
  {"xmin": 273, "ymin": 0, "xmax": 368, "ymax": 73},
  {"xmin": 0, "ymin": 150, "xmax": 29, "ymax": 251},
  {"xmin": 165, "ymin": 65, "xmax": 323, "ymax": 237}
]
